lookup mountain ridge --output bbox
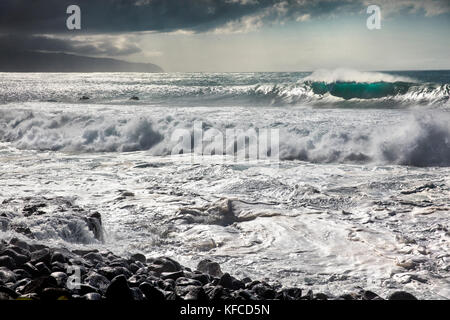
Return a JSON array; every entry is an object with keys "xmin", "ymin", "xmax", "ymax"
[{"xmin": 0, "ymin": 50, "xmax": 163, "ymax": 72}]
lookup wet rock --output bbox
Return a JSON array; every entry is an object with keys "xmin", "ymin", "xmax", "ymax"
[
  {"xmin": 191, "ymin": 273, "xmax": 210, "ymax": 285},
  {"xmin": 362, "ymin": 290, "xmax": 383, "ymax": 300},
  {"xmin": 128, "ymin": 275, "xmax": 147, "ymax": 287},
  {"xmin": 218, "ymin": 273, "xmax": 244, "ymax": 290},
  {"xmin": 83, "ymin": 252, "xmax": 104, "ymax": 264},
  {"xmin": 241, "ymin": 277, "xmax": 252, "ymax": 284},
  {"xmin": 80, "ymin": 96, "xmax": 90, "ymax": 100},
  {"xmin": 130, "ymin": 96, "xmax": 140, "ymax": 101},
  {"xmin": 97, "ymin": 266, "xmax": 131, "ymax": 280},
  {"xmin": 51, "ymin": 261, "xmax": 67, "ymax": 272},
  {"xmin": 130, "ymin": 253, "xmax": 146, "ymax": 263},
  {"xmin": 300, "ymin": 289, "xmax": 314, "ymax": 300},
  {"xmin": 148, "ymin": 257, "xmax": 182, "ymax": 274},
  {"xmin": 22, "ymin": 276, "xmax": 57, "ymax": 295},
  {"xmin": 72, "ymin": 249, "xmax": 98, "ymax": 256},
  {"xmin": 109, "ymin": 259, "xmax": 130, "ymax": 269},
  {"xmin": 197, "ymin": 259, "xmax": 223, "ymax": 277},
  {"xmin": 129, "ymin": 263, "xmax": 140, "ymax": 274},
  {"xmin": 85, "ymin": 272, "xmax": 110, "ymax": 292},
  {"xmin": 105, "ymin": 275, "xmax": 133, "ymax": 301},
  {"xmin": 338, "ymin": 293, "xmax": 357, "ymax": 300},
  {"xmin": 0, "ymin": 256, "xmax": 16, "ymax": 269},
  {"xmin": 83, "ymin": 292, "xmax": 102, "ymax": 300},
  {"xmin": 22, "ymin": 262, "xmax": 40, "ymax": 277},
  {"xmin": 158, "ymin": 279, "xmax": 175, "ymax": 291},
  {"xmin": 131, "ymin": 287, "xmax": 145, "ymax": 301},
  {"xmin": 50, "ymin": 272, "xmax": 67, "ymax": 287},
  {"xmin": 40, "ymin": 287, "xmax": 71, "ymax": 300},
  {"xmin": 0, "ymin": 285, "xmax": 19, "ymax": 299},
  {"xmin": 277, "ymin": 287, "xmax": 302, "ymax": 300},
  {"xmin": 204, "ymin": 285, "xmax": 229, "ymax": 300},
  {"xmin": 29, "ymin": 244, "xmax": 47, "ymax": 252},
  {"xmin": 388, "ymin": 291, "xmax": 418, "ymax": 300},
  {"xmin": 35, "ymin": 262, "xmax": 51, "ymax": 276},
  {"xmin": 23, "ymin": 203, "xmax": 46, "ymax": 217},
  {"xmin": 139, "ymin": 282, "xmax": 165, "ymax": 301},
  {"xmin": 313, "ymin": 293, "xmax": 328, "ymax": 300},
  {"xmin": 86, "ymin": 212, "xmax": 103, "ymax": 241},
  {"xmin": 0, "ymin": 292, "xmax": 15, "ymax": 300},
  {"xmin": 0, "ymin": 267, "xmax": 17, "ymax": 283},
  {"xmin": 13, "ymin": 268, "xmax": 31, "ymax": 280},
  {"xmin": 161, "ymin": 271, "xmax": 184, "ymax": 281},
  {"xmin": 183, "ymin": 286, "xmax": 208, "ymax": 300},
  {"xmin": 1, "ymin": 248, "xmax": 29, "ymax": 266},
  {"xmin": 51, "ymin": 252, "xmax": 68, "ymax": 264},
  {"xmin": 164, "ymin": 291, "xmax": 182, "ymax": 300},
  {"xmin": 176, "ymin": 277, "xmax": 203, "ymax": 288},
  {"xmin": 30, "ymin": 248, "xmax": 51, "ymax": 266},
  {"xmin": 12, "ymin": 226, "xmax": 34, "ymax": 238},
  {"xmin": 251, "ymin": 283, "xmax": 276, "ymax": 299},
  {"xmin": 231, "ymin": 289, "xmax": 256, "ymax": 300},
  {"xmin": 77, "ymin": 284, "xmax": 99, "ymax": 295}
]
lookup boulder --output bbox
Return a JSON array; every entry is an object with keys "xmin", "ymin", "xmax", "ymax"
[
  {"xmin": 388, "ymin": 291, "xmax": 418, "ymax": 300},
  {"xmin": 0, "ymin": 256, "xmax": 16, "ymax": 270},
  {"xmin": 139, "ymin": 282, "xmax": 165, "ymax": 301},
  {"xmin": 197, "ymin": 259, "xmax": 223, "ymax": 277},
  {"xmin": 105, "ymin": 275, "xmax": 133, "ymax": 301}
]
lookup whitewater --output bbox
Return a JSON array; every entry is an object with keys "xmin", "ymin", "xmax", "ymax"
[{"xmin": 0, "ymin": 69, "xmax": 449, "ymax": 299}]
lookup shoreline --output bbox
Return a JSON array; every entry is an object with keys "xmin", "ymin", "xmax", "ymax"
[{"xmin": 0, "ymin": 236, "xmax": 418, "ymax": 301}]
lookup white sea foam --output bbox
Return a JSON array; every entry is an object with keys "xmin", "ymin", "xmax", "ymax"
[
  {"xmin": 0, "ymin": 73, "xmax": 449, "ymax": 299},
  {"xmin": 302, "ymin": 68, "xmax": 417, "ymax": 83},
  {"xmin": 1, "ymin": 104, "xmax": 448, "ymax": 167}
]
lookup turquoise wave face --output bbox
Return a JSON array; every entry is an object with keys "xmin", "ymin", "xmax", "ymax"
[{"xmin": 309, "ymin": 81, "xmax": 412, "ymax": 100}]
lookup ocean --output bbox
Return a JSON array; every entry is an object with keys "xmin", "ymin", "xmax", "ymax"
[{"xmin": 0, "ymin": 69, "xmax": 449, "ymax": 299}]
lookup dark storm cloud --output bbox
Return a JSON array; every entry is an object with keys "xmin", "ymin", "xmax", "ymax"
[
  {"xmin": 0, "ymin": 0, "xmax": 448, "ymax": 60},
  {"xmin": 0, "ymin": 0, "xmax": 363, "ymax": 34},
  {"xmin": 0, "ymin": 34, "xmax": 141, "ymax": 56},
  {"xmin": 1, "ymin": 0, "xmax": 449, "ymax": 35}
]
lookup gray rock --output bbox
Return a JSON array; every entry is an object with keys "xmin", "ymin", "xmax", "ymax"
[
  {"xmin": 1, "ymin": 248, "xmax": 29, "ymax": 266},
  {"xmin": 130, "ymin": 253, "xmax": 146, "ymax": 263},
  {"xmin": 85, "ymin": 272, "xmax": 110, "ymax": 292},
  {"xmin": 83, "ymin": 292, "xmax": 102, "ymax": 300},
  {"xmin": 83, "ymin": 252, "xmax": 104, "ymax": 263},
  {"xmin": 251, "ymin": 283, "xmax": 276, "ymax": 299},
  {"xmin": 22, "ymin": 276, "xmax": 57, "ymax": 295},
  {"xmin": 130, "ymin": 287, "xmax": 145, "ymax": 301},
  {"xmin": 197, "ymin": 259, "xmax": 223, "ymax": 277},
  {"xmin": 13, "ymin": 268, "xmax": 31, "ymax": 280},
  {"xmin": 148, "ymin": 257, "xmax": 182, "ymax": 274},
  {"xmin": 139, "ymin": 282, "xmax": 165, "ymax": 301},
  {"xmin": 30, "ymin": 248, "xmax": 51, "ymax": 266},
  {"xmin": 35, "ymin": 262, "xmax": 51, "ymax": 276},
  {"xmin": 0, "ymin": 267, "xmax": 16, "ymax": 283},
  {"xmin": 388, "ymin": 291, "xmax": 418, "ymax": 300},
  {"xmin": 105, "ymin": 275, "xmax": 133, "ymax": 301},
  {"xmin": 50, "ymin": 272, "xmax": 68, "ymax": 287},
  {"xmin": 161, "ymin": 271, "xmax": 184, "ymax": 281},
  {"xmin": 41, "ymin": 287, "xmax": 71, "ymax": 300},
  {"xmin": 0, "ymin": 256, "xmax": 16, "ymax": 270}
]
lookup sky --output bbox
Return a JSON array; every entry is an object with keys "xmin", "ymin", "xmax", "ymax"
[{"xmin": 0, "ymin": 0, "xmax": 449, "ymax": 72}]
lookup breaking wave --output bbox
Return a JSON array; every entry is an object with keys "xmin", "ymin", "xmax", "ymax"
[
  {"xmin": 0, "ymin": 108, "xmax": 449, "ymax": 167},
  {"xmin": 0, "ymin": 69, "xmax": 448, "ymax": 107}
]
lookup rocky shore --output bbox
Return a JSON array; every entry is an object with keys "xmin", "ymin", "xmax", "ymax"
[{"xmin": 0, "ymin": 236, "xmax": 419, "ymax": 301}]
